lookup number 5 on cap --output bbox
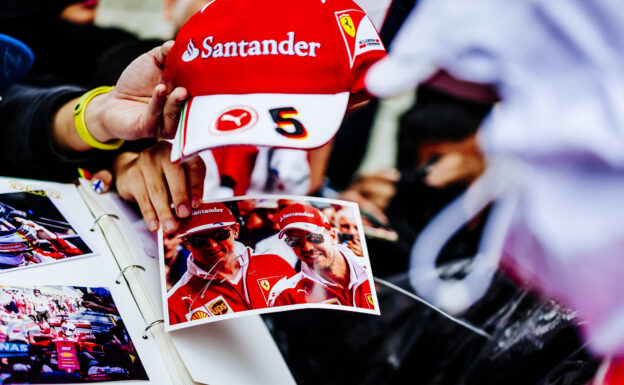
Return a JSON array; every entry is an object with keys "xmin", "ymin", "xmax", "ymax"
[{"xmin": 270, "ymin": 107, "xmax": 308, "ymax": 139}]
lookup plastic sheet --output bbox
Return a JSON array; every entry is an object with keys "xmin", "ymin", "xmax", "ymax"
[{"xmin": 263, "ymin": 260, "xmax": 599, "ymax": 385}]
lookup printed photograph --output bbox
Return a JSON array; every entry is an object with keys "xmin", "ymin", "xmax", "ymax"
[
  {"xmin": 0, "ymin": 192, "xmax": 94, "ymax": 272},
  {"xmin": 0, "ymin": 285, "xmax": 148, "ymax": 383},
  {"xmin": 162, "ymin": 196, "xmax": 379, "ymax": 329}
]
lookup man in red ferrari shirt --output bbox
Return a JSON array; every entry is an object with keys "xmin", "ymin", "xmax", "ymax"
[
  {"xmin": 168, "ymin": 202, "xmax": 300, "ymax": 323},
  {"xmin": 267, "ymin": 204, "xmax": 375, "ymax": 309},
  {"xmin": 167, "ymin": 202, "xmax": 254, "ymax": 324}
]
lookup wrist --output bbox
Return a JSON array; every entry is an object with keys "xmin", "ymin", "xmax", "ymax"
[
  {"xmin": 83, "ymin": 92, "xmax": 114, "ymax": 143},
  {"xmin": 74, "ymin": 86, "xmax": 124, "ymax": 150}
]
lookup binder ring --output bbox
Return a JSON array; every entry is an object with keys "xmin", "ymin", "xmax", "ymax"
[
  {"xmin": 115, "ymin": 265, "xmax": 146, "ymax": 284},
  {"xmin": 142, "ymin": 320, "xmax": 164, "ymax": 339},
  {"xmin": 90, "ymin": 213, "xmax": 120, "ymax": 231}
]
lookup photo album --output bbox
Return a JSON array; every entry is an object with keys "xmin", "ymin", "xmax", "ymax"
[
  {"xmin": 0, "ymin": 177, "xmax": 296, "ymax": 385},
  {"xmin": 0, "ymin": 177, "xmax": 380, "ymax": 385}
]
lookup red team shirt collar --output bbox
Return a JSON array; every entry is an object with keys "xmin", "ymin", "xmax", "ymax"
[
  {"xmin": 185, "ymin": 242, "xmax": 250, "ymax": 285},
  {"xmin": 299, "ymin": 244, "xmax": 367, "ymax": 290}
]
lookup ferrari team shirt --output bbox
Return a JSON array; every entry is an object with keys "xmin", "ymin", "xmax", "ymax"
[
  {"xmin": 167, "ymin": 242, "xmax": 252, "ymax": 325},
  {"xmin": 268, "ymin": 245, "xmax": 375, "ymax": 309}
]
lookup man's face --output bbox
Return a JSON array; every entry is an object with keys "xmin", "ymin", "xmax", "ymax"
[
  {"xmin": 183, "ymin": 224, "xmax": 239, "ymax": 269},
  {"xmin": 337, "ymin": 215, "xmax": 363, "ymax": 257},
  {"xmin": 283, "ymin": 229, "xmax": 336, "ymax": 272},
  {"xmin": 337, "ymin": 215, "xmax": 357, "ymax": 236},
  {"xmin": 164, "ymin": 0, "xmax": 213, "ymax": 32}
]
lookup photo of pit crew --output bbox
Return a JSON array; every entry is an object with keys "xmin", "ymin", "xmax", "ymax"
[
  {"xmin": 161, "ymin": 196, "xmax": 379, "ymax": 330},
  {"xmin": 0, "ymin": 285, "xmax": 148, "ymax": 383},
  {"xmin": 0, "ymin": 192, "xmax": 93, "ymax": 272}
]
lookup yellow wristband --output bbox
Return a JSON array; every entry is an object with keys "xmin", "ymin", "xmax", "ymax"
[{"xmin": 73, "ymin": 86, "xmax": 124, "ymax": 150}]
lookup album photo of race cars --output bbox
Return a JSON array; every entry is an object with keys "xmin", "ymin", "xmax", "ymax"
[
  {"xmin": 0, "ymin": 285, "xmax": 148, "ymax": 383},
  {"xmin": 162, "ymin": 196, "xmax": 379, "ymax": 329},
  {"xmin": 0, "ymin": 192, "xmax": 94, "ymax": 272}
]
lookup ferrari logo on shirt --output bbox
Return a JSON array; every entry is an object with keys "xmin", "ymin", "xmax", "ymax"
[
  {"xmin": 340, "ymin": 16, "xmax": 356, "ymax": 37},
  {"xmin": 208, "ymin": 297, "xmax": 231, "ymax": 316},
  {"xmin": 366, "ymin": 294, "xmax": 374, "ymax": 307},
  {"xmin": 189, "ymin": 310, "xmax": 211, "ymax": 320},
  {"xmin": 257, "ymin": 276, "xmax": 290, "ymax": 306},
  {"xmin": 335, "ymin": 9, "xmax": 384, "ymax": 68}
]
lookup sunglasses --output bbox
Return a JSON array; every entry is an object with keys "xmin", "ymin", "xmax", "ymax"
[
  {"xmin": 185, "ymin": 228, "xmax": 231, "ymax": 247},
  {"xmin": 284, "ymin": 233, "xmax": 324, "ymax": 247}
]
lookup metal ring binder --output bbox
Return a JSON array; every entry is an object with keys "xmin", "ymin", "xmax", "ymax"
[
  {"xmin": 142, "ymin": 320, "xmax": 165, "ymax": 339},
  {"xmin": 90, "ymin": 213, "xmax": 120, "ymax": 231},
  {"xmin": 115, "ymin": 265, "xmax": 146, "ymax": 284}
]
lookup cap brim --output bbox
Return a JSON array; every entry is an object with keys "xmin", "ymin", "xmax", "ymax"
[
  {"xmin": 178, "ymin": 221, "xmax": 235, "ymax": 238},
  {"xmin": 364, "ymin": 56, "xmax": 435, "ymax": 99},
  {"xmin": 278, "ymin": 222, "xmax": 325, "ymax": 239},
  {"xmin": 171, "ymin": 92, "xmax": 349, "ymax": 163}
]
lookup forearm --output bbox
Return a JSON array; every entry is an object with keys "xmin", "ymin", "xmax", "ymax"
[
  {"xmin": 0, "ymin": 84, "xmax": 100, "ymax": 179},
  {"xmin": 52, "ymin": 92, "xmax": 115, "ymax": 152},
  {"xmin": 308, "ymin": 140, "xmax": 333, "ymax": 194},
  {"xmin": 52, "ymin": 96, "xmax": 85, "ymax": 152}
]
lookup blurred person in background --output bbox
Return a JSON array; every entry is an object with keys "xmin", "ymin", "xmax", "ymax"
[
  {"xmin": 333, "ymin": 207, "xmax": 364, "ymax": 257},
  {"xmin": 243, "ymin": 200, "xmax": 281, "ymax": 247},
  {"xmin": 0, "ymin": 0, "xmax": 138, "ymax": 87}
]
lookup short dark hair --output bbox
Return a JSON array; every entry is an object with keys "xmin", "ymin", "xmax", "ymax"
[{"xmin": 397, "ymin": 85, "xmax": 494, "ymax": 169}]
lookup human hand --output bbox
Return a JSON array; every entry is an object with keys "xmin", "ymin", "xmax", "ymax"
[
  {"xmin": 419, "ymin": 134, "xmax": 485, "ymax": 187},
  {"xmin": 13, "ymin": 217, "xmax": 56, "ymax": 241},
  {"xmin": 423, "ymin": 152, "xmax": 485, "ymax": 187},
  {"xmin": 82, "ymin": 300, "xmax": 119, "ymax": 315},
  {"xmin": 339, "ymin": 168, "xmax": 400, "ymax": 225},
  {"xmin": 111, "ymin": 141, "xmax": 206, "ymax": 234},
  {"xmin": 340, "ymin": 232, "xmax": 363, "ymax": 257},
  {"xmin": 86, "ymin": 41, "xmax": 188, "ymax": 142}
]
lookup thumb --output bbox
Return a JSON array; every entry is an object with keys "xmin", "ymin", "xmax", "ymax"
[{"xmin": 90, "ymin": 170, "xmax": 114, "ymax": 194}]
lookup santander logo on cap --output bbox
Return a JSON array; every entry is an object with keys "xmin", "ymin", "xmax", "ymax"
[
  {"xmin": 279, "ymin": 211, "xmax": 315, "ymax": 222},
  {"xmin": 179, "ymin": 202, "xmax": 236, "ymax": 237},
  {"xmin": 277, "ymin": 203, "xmax": 331, "ymax": 238},
  {"xmin": 167, "ymin": 0, "xmax": 386, "ymax": 163},
  {"xmin": 182, "ymin": 39, "xmax": 201, "ymax": 62},
  {"xmin": 186, "ymin": 32, "xmax": 322, "ymax": 61}
]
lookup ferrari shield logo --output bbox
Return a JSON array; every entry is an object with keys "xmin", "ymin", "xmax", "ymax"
[
  {"xmin": 260, "ymin": 279, "xmax": 271, "ymax": 291},
  {"xmin": 190, "ymin": 310, "xmax": 211, "ymax": 320},
  {"xmin": 340, "ymin": 15, "xmax": 356, "ymax": 37},
  {"xmin": 367, "ymin": 294, "xmax": 374, "ymax": 307},
  {"xmin": 335, "ymin": 9, "xmax": 384, "ymax": 68}
]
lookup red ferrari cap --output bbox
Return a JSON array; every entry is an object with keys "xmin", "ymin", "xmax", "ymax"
[
  {"xmin": 166, "ymin": 0, "xmax": 386, "ymax": 163},
  {"xmin": 277, "ymin": 203, "xmax": 331, "ymax": 238},
  {"xmin": 179, "ymin": 202, "xmax": 236, "ymax": 237}
]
